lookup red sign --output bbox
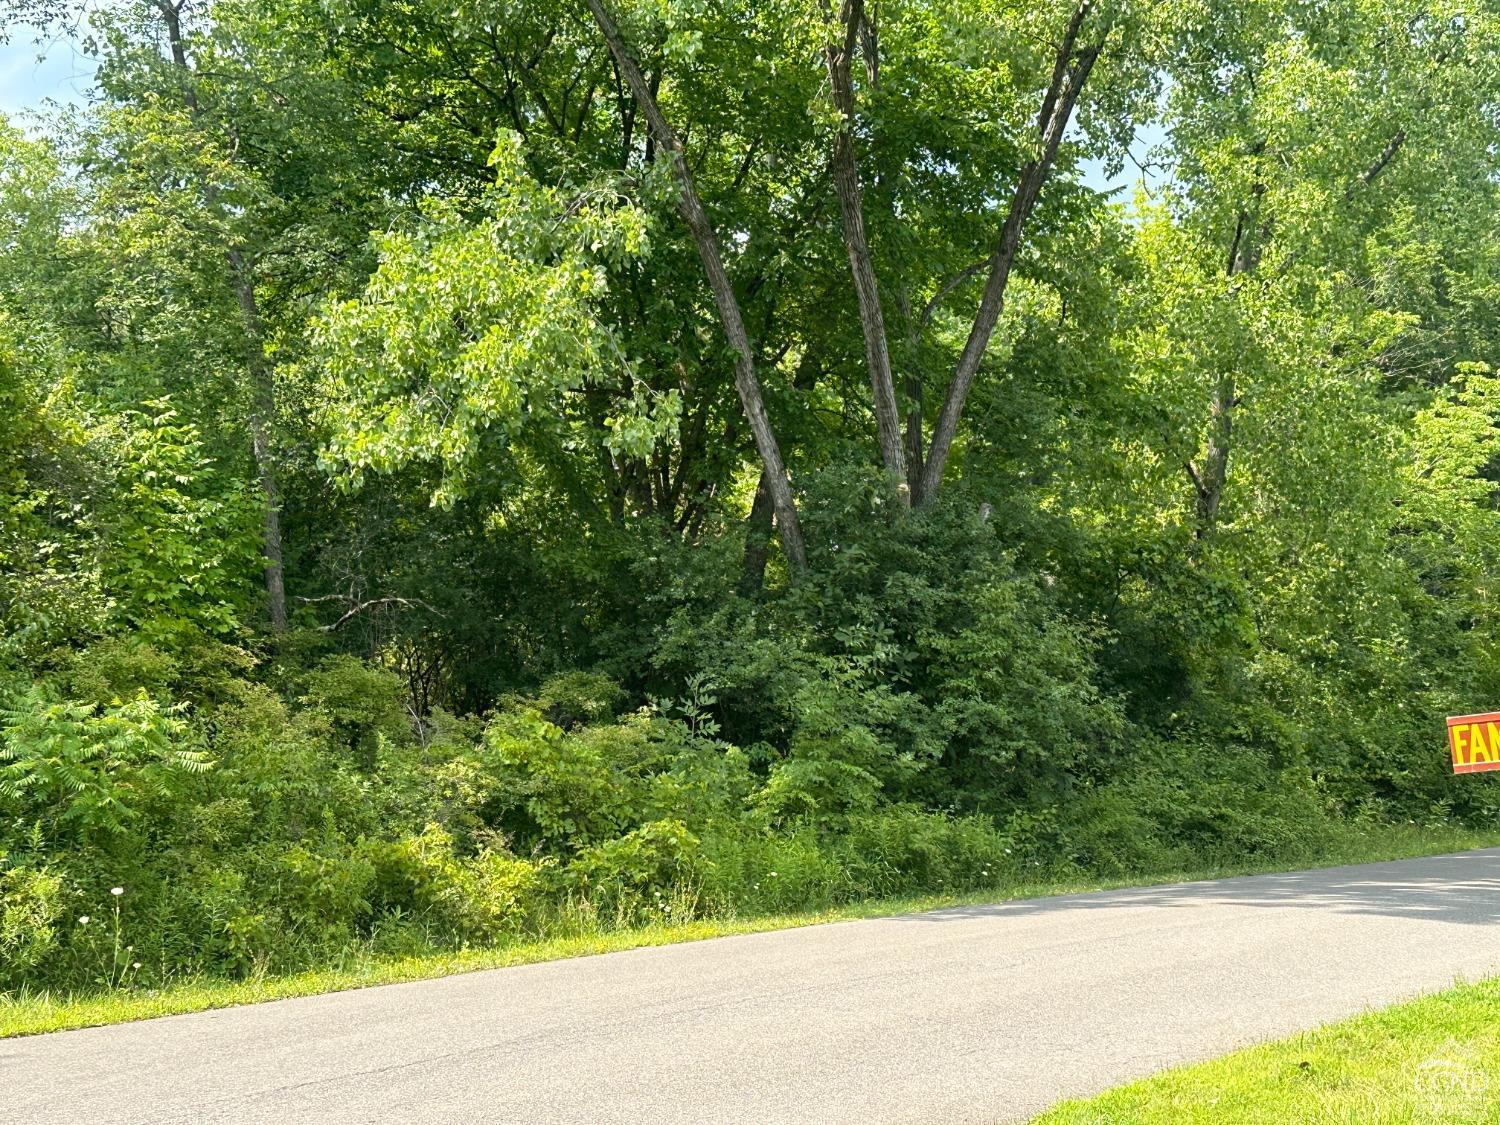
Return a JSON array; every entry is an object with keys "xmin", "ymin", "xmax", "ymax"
[{"xmin": 1448, "ymin": 712, "xmax": 1500, "ymax": 774}]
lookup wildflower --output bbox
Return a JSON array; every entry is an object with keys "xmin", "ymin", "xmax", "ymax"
[
  {"xmin": 132, "ymin": 962, "xmax": 142, "ymax": 970},
  {"xmin": 768, "ymin": 871, "xmax": 778, "ymax": 877},
  {"xmin": 110, "ymin": 887, "xmax": 124, "ymax": 896},
  {"xmin": 78, "ymin": 915, "xmax": 90, "ymax": 925}
]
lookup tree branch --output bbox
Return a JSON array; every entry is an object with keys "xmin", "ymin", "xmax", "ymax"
[
  {"xmin": 1343, "ymin": 129, "xmax": 1407, "ymax": 202},
  {"xmin": 822, "ymin": 0, "xmax": 907, "ymax": 492},
  {"xmin": 917, "ymin": 0, "xmax": 1102, "ymax": 504},
  {"xmin": 919, "ymin": 260, "xmax": 990, "ymax": 330},
  {"xmin": 582, "ymin": 0, "xmax": 806, "ymax": 571},
  {"xmin": 296, "ymin": 594, "xmax": 445, "ymax": 632}
]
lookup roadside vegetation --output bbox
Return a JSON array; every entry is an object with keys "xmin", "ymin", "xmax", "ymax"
[
  {"xmin": 1037, "ymin": 976, "xmax": 1500, "ymax": 1124},
  {"xmin": 3, "ymin": 0, "xmax": 1500, "ymax": 1023},
  {"xmin": 7, "ymin": 823, "xmax": 1496, "ymax": 1038}
]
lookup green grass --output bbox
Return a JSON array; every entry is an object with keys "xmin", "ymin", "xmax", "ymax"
[
  {"xmin": 6, "ymin": 822, "xmax": 1499, "ymax": 1040},
  {"xmin": 1035, "ymin": 976, "xmax": 1500, "ymax": 1124}
]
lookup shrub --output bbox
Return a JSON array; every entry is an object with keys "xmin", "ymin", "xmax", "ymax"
[
  {"xmin": 59, "ymin": 638, "xmax": 179, "ymax": 706},
  {"xmin": 299, "ymin": 655, "xmax": 411, "ymax": 765},
  {"xmin": 481, "ymin": 708, "xmax": 667, "ymax": 851},
  {"xmin": 0, "ymin": 689, "xmax": 206, "ymax": 841},
  {"xmin": 98, "ymin": 402, "xmax": 258, "ymax": 644},
  {"xmin": 567, "ymin": 819, "xmax": 703, "ymax": 922},
  {"xmin": 0, "ymin": 862, "xmax": 64, "ymax": 987},
  {"xmin": 0, "ymin": 573, "xmax": 1478, "ymax": 999},
  {"xmin": 535, "ymin": 670, "xmax": 627, "ymax": 730},
  {"xmin": 1053, "ymin": 735, "xmax": 1345, "ymax": 873},
  {"xmin": 279, "ymin": 836, "xmax": 376, "ymax": 946},
  {"xmin": 698, "ymin": 827, "xmax": 850, "ymax": 914},
  {"xmin": 457, "ymin": 843, "xmax": 549, "ymax": 938},
  {"xmin": 835, "ymin": 807, "xmax": 1019, "ymax": 897},
  {"xmin": 366, "ymin": 823, "xmax": 546, "ymax": 941}
]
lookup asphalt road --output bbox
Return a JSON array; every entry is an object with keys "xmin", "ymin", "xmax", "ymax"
[{"xmin": 8, "ymin": 849, "xmax": 1500, "ymax": 1124}]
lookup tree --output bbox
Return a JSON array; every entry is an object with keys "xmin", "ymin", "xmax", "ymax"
[
  {"xmin": 583, "ymin": 0, "xmax": 808, "ymax": 569},
  {"xmin": 53, "ymin": 0, "xmax": 397, "ymax": 630},
  {"xmin": 313, "ymin": 137, "xmax": 677, "ymax": 514},
  {"xmin": 1157, "ymin": 0, "xmax": 1500, "ymax": 540}
]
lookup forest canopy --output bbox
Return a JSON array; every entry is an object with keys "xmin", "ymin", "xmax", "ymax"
[{"xmin": 3, "ymin": 0, "xmax": 1499, "ymax": 992}]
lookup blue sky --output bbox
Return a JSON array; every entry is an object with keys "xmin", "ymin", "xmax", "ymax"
[{"xmin": 0, "ymin": 33, "xmax": 96, "ymax": 120}]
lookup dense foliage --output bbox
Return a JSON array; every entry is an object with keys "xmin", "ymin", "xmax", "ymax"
[{"xmin": 3, "ymin": 0, "xmax": 1499, "ymax": 993}]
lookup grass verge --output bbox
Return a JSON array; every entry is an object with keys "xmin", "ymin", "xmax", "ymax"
[
  {"xmin": 1034, "ymin": 976, "xmax": 1500, "ymax": 1124},
  {"xmin": 6, "ymin": 822, "xmax": 1498, "ymax": 1039}
]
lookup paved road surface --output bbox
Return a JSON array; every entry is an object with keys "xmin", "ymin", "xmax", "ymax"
[{"xmin": 8, "ymin": 849, "xmax": 1500, "ymax": 1123}]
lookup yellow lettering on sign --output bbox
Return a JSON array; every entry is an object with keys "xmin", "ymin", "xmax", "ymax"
[
  {"xmin": 1447, "ymin": 714, "xmax": 1500, "ymax": 773},
  {"xmin": 1472, "ymin": 724, "xmax": 1493, "ymax": 764},
  {"xmin": 1454, "ymin": 724, "xmax": 1470, "ymax": 765}
]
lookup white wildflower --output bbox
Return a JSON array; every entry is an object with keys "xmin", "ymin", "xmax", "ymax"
[{"xmin": 110, "ymin": 887, "xmax": 124, "ymax": 896}]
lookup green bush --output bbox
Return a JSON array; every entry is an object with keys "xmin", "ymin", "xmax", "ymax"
[
  {"xmin": 279, "ymin": 836, "xmax": 376, "ymax": 946},
  {"xmin": 299, "ymin": 655, "xmax": 410, "ymax": 765},
  {"xmin": 567, "ymin": 819, "xmax": 704, "ymax": 922},
  {"xmin": 481, "ymin": 707, "xmax": 668, "ymax": 851},
  {"xmin": 699, "ymin": 827, "xmax": 851, "ymax": 914},
  {"xmin": 0, "ymin": 863, "xmax": 64, "ymax": 987},
  {"xmin": 0, "ymin": 550, "xmax": 1485, "ymax": 998},
  {"xmin": 835, "ymin": 807, "xmax": 1020, "ymax": 897},
  {"xmin": 366, "ymin": 823, "xmax": 546, "ymax": 942},
  {"xmin": 535, "ymin": 670, "xmax": 627, "ymax": 730},
  {"xmin": 1053, "ymin": 735, "xmax": 1346, "ymax": 874},
  {"xmin": 0, "ymin": 689, "xmax": 206, "ymax": 841}
]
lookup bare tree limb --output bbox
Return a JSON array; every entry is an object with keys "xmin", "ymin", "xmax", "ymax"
[
  {"xmin": 919, "ymin": 260, "xmax": 990, "ymax": 330},
  {"xmin": 1343, "ymin": 129, "xmax": 1407, "ymax": 202},
  {"xmin": 583, "ymin": 0, "xmax": 807, "ymax": 571},
  {"xmin": 1184, "ymin": 460, "xmax": 1207, "ymax": 501},
  {"xmin": 917, "ymin": 0, "xmax": 1102, "ymax": 505},
  {"xmin": 822, "ymin": 0, "xmax": 907, "ymax": 494},
  {"xmin": 301, "ymin": 596, "xmax": 444, "ymax": 632}
]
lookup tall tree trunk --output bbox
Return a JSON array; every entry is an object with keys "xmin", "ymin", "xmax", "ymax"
[
  {"xmin": 918, "ymin": 1, "xmax": 1101, "ymax": 504},
  {"xmin": 823, "ymin": 0, "xmax": 906, "ymax": 494},
  {"xmin": 1184, "ymin": 196, "xmax": 1266, "ymax": 543},
  {"xmin": 1188, "ymin": 371, "xmax": 1234, "ymax": 537},
  {"xmin": 247, "ymin": 412, "xmax": 288, "ymax": 630},
  {"xmin": 894, "ymin": 287, "xmax": 930, "ymax": 500},
  {"xmin": 904, "ymin": 369, "xmax": 925, "ymax": 498},
  {"xmin": 739, "ymin": 469, "xmax": 775, "ymax": 597},
  {"xmin": 159, "ymin": 0, "xmax": 288, "ymax": 631},
  {"xmin": 228, "ymin": 251, "xmax": 288, "ymax": 631},
  {"xmin": 1184, "ymin": 129, "xmax": 1406, "ymax": 540},
  {"xmin": 585, "ymin": 0, "xmax": 807, "ymax": 572}
]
